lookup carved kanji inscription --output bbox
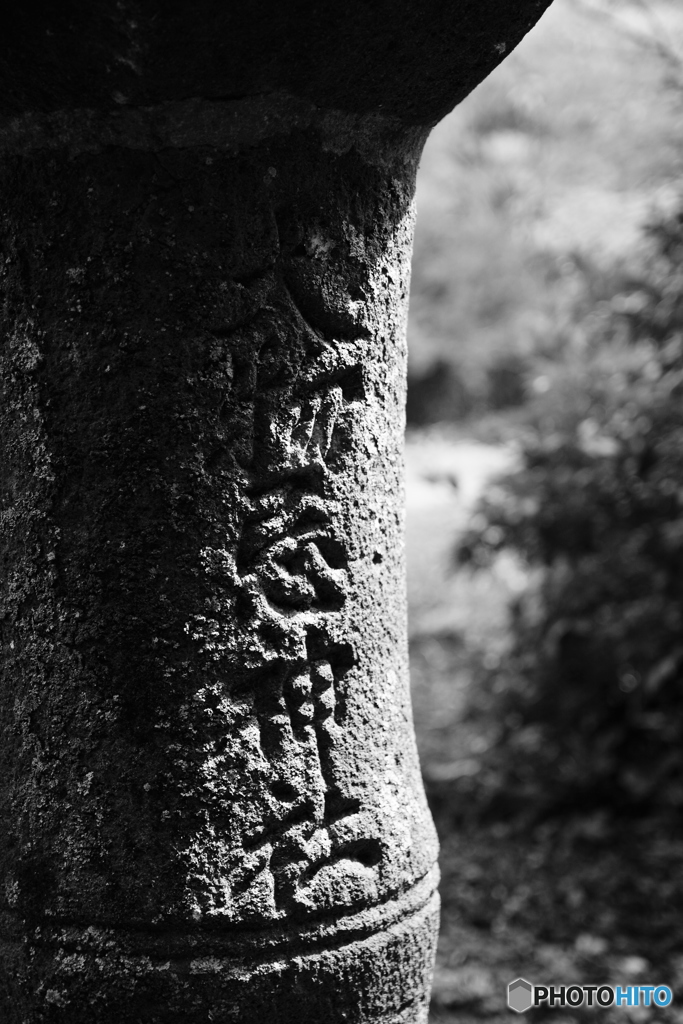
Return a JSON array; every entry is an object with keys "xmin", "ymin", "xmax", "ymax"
[{"xmin": 186, "ymin": 266, "xmax": 383, "ymax": 919}]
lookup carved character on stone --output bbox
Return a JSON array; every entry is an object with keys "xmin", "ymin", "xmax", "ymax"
[{"xmin": 186, "ymin": 262, "xmax": 382, "ymax": 919}]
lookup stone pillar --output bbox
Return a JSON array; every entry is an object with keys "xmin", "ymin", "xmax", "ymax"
[{"xmin": 0, "ymin": 4, "xmax": 552, "ymax": 1021}]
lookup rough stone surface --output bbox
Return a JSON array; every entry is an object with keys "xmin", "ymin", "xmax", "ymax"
[
  {"xmin": 0, "ymin": 1, "xmax": 555, "ymax": 1019},
  {"xmin": 0, "ymin": 118, "xmax": 438, "ymax": 1021}
]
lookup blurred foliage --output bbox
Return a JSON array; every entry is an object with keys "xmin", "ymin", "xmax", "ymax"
[
  {"xmin": 456, "ymin": 202, "xmax": 683, "ymax": 811},
  {"xmin": 407, "ymin": 0, "xmax": 683, "ymax": 429},
  {"xmin": 407, "ymin": 7, "xmax": 683, "ymax": 1020}
]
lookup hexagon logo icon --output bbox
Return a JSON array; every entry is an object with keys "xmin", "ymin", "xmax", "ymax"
[{"xmin": 508, "ymin": 978, "xmax": 533, "ymax": 1013}]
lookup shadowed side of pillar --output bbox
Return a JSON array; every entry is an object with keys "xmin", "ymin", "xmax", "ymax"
[
  {"xmin": 0, "ymin": 1, "xmax": 555, "ymax": 1019},
  {"xmin": 0, "ymin": 113, "xmax": 438, "ymax": 1022}
]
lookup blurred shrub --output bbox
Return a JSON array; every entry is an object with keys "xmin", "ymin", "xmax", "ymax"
[
  {"xmin": 486, "ymin": 352, "xmax": 529, "ymax": 411},
  {"xmin": 406, "ymin": 358, "xmax": 474, "ymax": 424},
  {"xmin": 457, "ymin": 201, "xmax": 683, "ymax": 810},
  {"xmin": 406, "ymin": 352, "xmax": 530, "ymax": 425}
]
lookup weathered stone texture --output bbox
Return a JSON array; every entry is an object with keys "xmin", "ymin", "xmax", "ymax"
[
  {"xmin": 0, "ymin": 119, "xmax": 437, "ymax": 1019},
  {"xmin": 0, "ymin": 1, "xmax": 555, "ymax": 1018}
]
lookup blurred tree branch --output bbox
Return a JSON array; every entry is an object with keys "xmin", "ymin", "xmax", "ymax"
[{"xmin": 570, "ymin": 0, "xmax": 683, "ymax": 89}]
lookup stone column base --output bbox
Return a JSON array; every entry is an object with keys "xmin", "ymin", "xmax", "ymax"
[{"xmin": 1, "ymin": 871, "xmax": 438, "ymax": 1022}]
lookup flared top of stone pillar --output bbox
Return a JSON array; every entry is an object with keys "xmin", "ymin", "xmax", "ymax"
[{"xmin": 2, "ymin": 1, "xmax": 552, "ymax": 125}]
